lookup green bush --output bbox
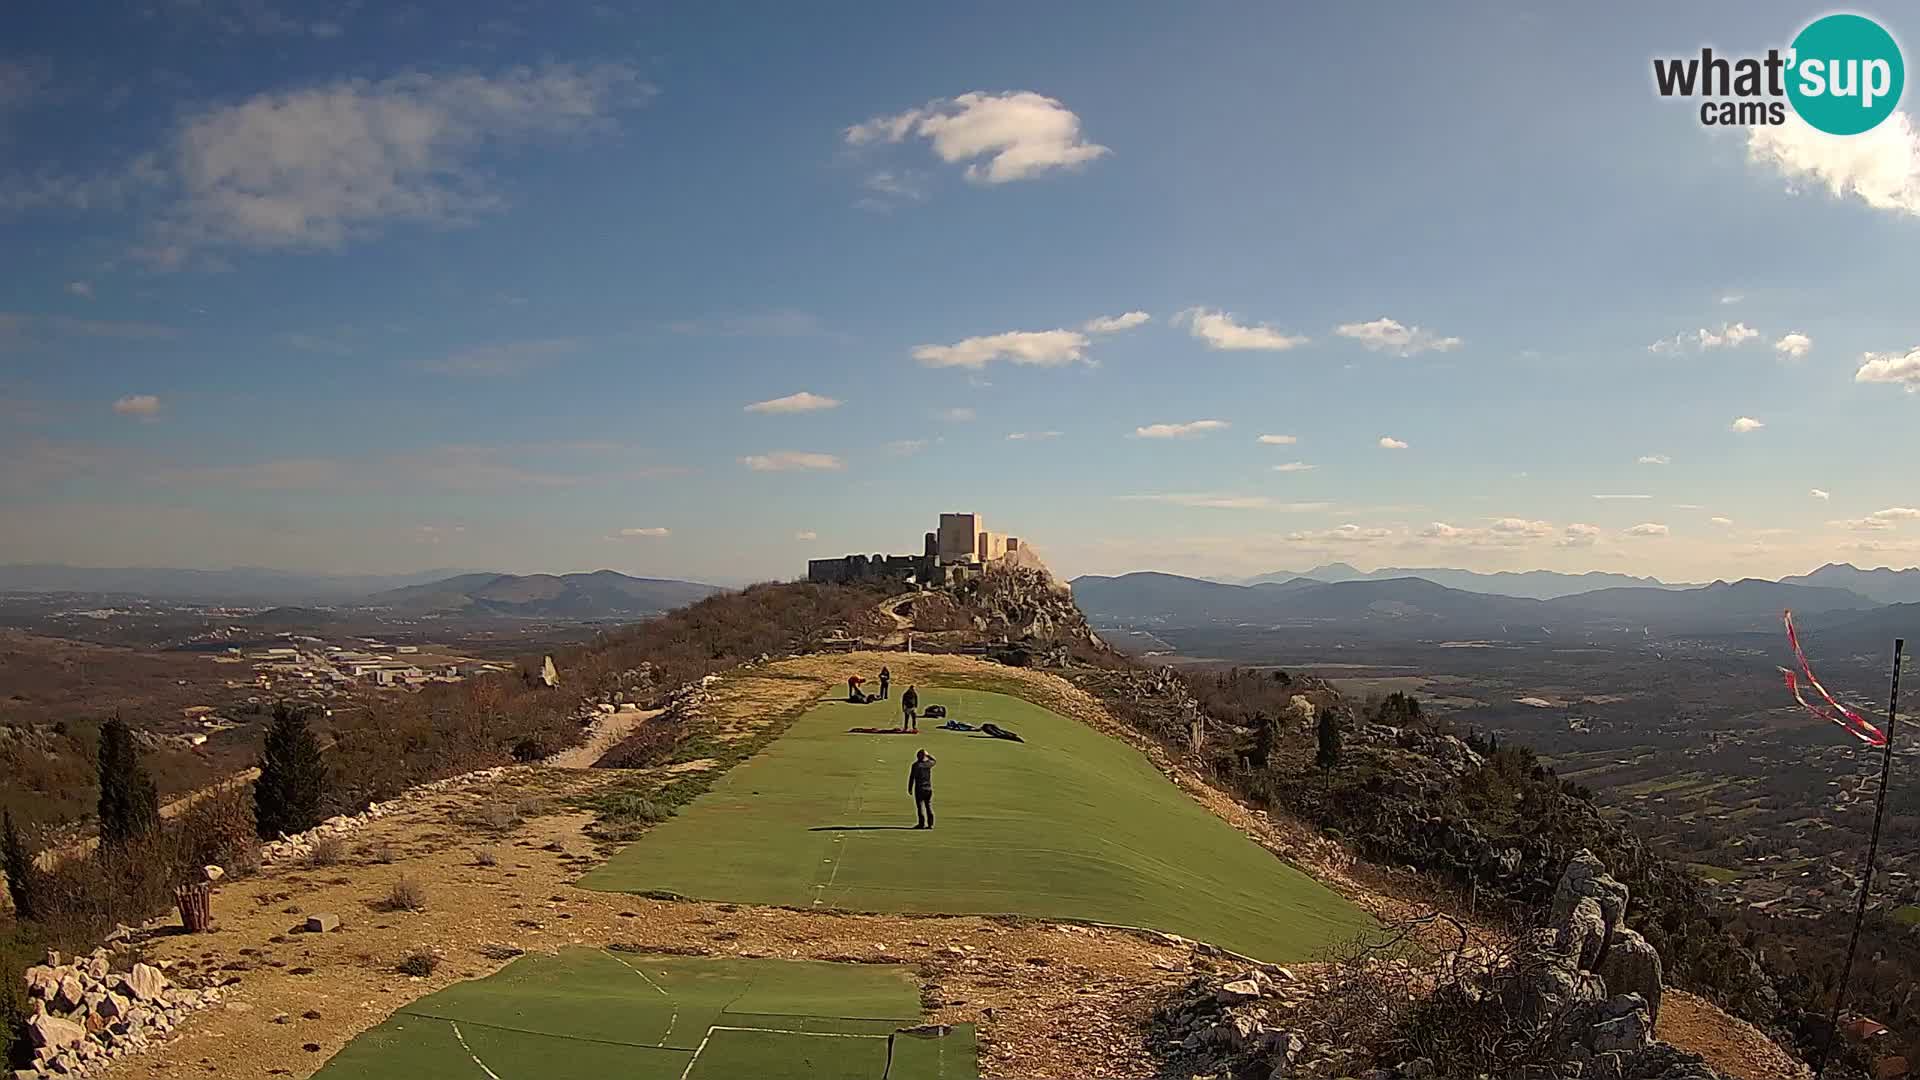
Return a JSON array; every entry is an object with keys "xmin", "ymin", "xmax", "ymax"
[{"xmin": 255, "ymin": 705, "xmax": 329, "ymax": 840}]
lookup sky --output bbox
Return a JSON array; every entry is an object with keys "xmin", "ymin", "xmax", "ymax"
[{"xmin": 2, "ymin": 2, "xmax": 1918, "ymax": 587}]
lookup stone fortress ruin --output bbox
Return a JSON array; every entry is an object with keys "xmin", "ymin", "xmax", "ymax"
[{"xmin": 807, "ymin": 512, "xmax": 1046, "ymax": 586}]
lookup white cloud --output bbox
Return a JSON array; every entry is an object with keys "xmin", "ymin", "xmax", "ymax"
[
  {"xmin": 745, "ymin": 391, "xmax": 841, "ymax": 414},
  {"xmin": 855, "ymin": 169, "xmax": 926, "ymax": 210},
  {"xmin": 1837, "ymin": 507, "xmax": 1920, "ymax": 531},
  {"xmin": 913, "ymin": 328, "xmax": 1088, "ymax": 369},
  {"xmin": 1710, "ymin": 516, "xmax": 1734, "ymax": 526},
  {"xmin": 1082, "ymin": 311, "xmax": 1149, "ymax": 333},
  {"xmin": 422, "ymin": 338, "xmax": 578, "ymax": 377},
  {"xmin": 1647, "ymin": 323, "xmax": 1760, "ymax": 354},
  {"xmin": 1417, "ymin": 518, "xmax": 1557, "ymax": 547},
  {"xmin": 1730, "ymin": 416, "xmax": 1765, "ymax": 433},
  {"xmin": 742, "ymin": 450, "xmax": 843, "ymax": 472},
  {"xmin": 1637, "ymin": 454, "xmax": 1670, "ymax": 465},
  {"xmin": 1592, "ymin": 494, "xmax": 1652, "ymax": 500},
  {"xmin": 1271, "ymin": 461, "xmax": 1316, "ymax": 473},
  {"xmin": 1810, "ymin": 488, "xmax": 1831, "ymax": 501},
  {"xmin": 66, "ymin": 281, "xmax": 93, "ymax": 299},
  {"xmin": 794, "ymin": 530, "xmax": 818, "ymax": 541},
  {"xmin": 1256, "ymin": 434, "xmax": 1298, "ymax": 446},
  {"xmin": 1120, "ymin": 493, "xmax": 1327, "ymax": 511},
  {"xmin": 1774, "ymin": 332, "xmax": 1812, "ymax": 360},
  {"xmin": 1720, "ymin": 292, "xmax": 1744, "ymax": 305},
  {"xmin": 1559, "ymin": 523, "xmax": 1602, "ymax": 548},
  {"xmin": 1672, "ymin": 503, "xmax": 1705, "ymax": 510},
  {"xmin": 1855, "ymin": 346, "xmax": 1920, "ymax": 392},
  {"xmin": 1625, "ymin": 523, "xmax": 1670, "ymax": 537},
  {"xmin": 1135, "ymin": 419, "xmax": 1229, "ymax": 439},
  {"xmin": 149, "ymin": 63, "xmax": 650, "ymax": 254},
  {"xmin": 1006, "ymin": 430, "xmax": 1062, "ymax": 441},
  {"xmin": 1747, "ymin": 110, "xmax": 1920, "ymax": 218},
  {"xmin": 938, "ymin": 406, "xmax": 976, "ymax": 422},
  {"xmin": 112, "ymin": 394, "xmax": 161, "ymax": 417},
  {"xmin": 617, "ymin": 527, "xmax": 669, "ymax": 538},
  {"xmin": 1173, "ymin": 307, "xmax": 1309, "ymax": 352},
  {"xmin": 1333, "ymin": 317, "xmax": 1462, "ymax": 357},
  {"xmin": 1286, "ymin": 523, "xmax": 1395, "ymax": 544},
  {"xmin": 886, "ymin": 439, "xmax": 928, "ymax": 456},
  {"xmin": 1377, "ymin": 436, "xmax": 1408, "ymax": 450},
  {"xmin": 845, "ymin": 91, "xmax": 1108, "ymax": 184}
]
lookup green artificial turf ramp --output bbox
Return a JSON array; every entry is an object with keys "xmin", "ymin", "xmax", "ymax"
[
  {"xmin": 581, "ymin": 687, "xmax": 1372, "ymax": 960},
  {"xmin": 311, "ymin": 950, "xmax": 972, "ymax": 1080}
]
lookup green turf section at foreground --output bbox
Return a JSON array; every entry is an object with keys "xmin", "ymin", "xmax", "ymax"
[
  {"xmin": 580, "ymin": 687, "xmax": 1372, "ymax": 961},
  {"xmin": 311, "ymin": 950, "xmax": 975, "ymax": 1079}
]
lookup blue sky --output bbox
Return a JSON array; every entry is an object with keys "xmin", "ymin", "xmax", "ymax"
[{"xmin": 3, "ymin": 1, "xmax": 1918, "ymax": 585}]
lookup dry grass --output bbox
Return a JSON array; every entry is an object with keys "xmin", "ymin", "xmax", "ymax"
[
  {"xmin": 306, "ymin": 835, "xmax": 347, "ymax": 867},
  {"xmin": 382, "ymin": 876, "xmax": 427, "ymax": 913}
]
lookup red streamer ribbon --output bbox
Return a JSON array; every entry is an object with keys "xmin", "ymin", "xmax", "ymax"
[{"xmin": 1782, "ymin": 609, "xmax": 1886, "ymax": 747}]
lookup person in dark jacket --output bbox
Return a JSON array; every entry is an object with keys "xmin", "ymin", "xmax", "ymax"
[
  {"xmin": 878, "ymin": 666, "xmax": 891, "ymax": 700},
  {"xmin": 908, "ymin": 749, "xmax": 936, "ymax": 829},
  {"xmin": 900, "ymin": 685, "xmax": 919, "ymax": 731}
]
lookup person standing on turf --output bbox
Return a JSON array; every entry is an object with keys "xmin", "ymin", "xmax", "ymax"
[
  {"xmin": 901, "ymin": 684, "xmax": 918, "ymax": 731},
  {"xmin": 909, "ymin": 749, "xmax": 936, "ymax": 829},
  {"xmin": 878, "ymin": 665, "xmax": 891, "ymax": 700}
]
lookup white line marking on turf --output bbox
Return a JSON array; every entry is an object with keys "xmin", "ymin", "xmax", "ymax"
[
  {"xmin": 601, "ymin": 949, "xmax": 678, "ymax": 1046},
  {"xmin": 449, "ymin": 1021, "xmax": 505, "ymax": 1080},
  {"xmin": 678, "ymin": 1024, "xmax": 892, "ymax": 1079}
]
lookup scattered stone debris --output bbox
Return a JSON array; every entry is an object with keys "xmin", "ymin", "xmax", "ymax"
[
  {"xmin": 17, "ymin": 951, "xmax": 227, "ymax": 1078},
  {"xmin": 260, "ymin": 767, "xmax": 512, "ymax": 864},
  {"xmin": 303, "ymin": 913, "xmax": 340, "ymax": 934}
]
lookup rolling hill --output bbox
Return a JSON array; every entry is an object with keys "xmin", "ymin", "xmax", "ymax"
[
  {"xmin": 1070, "ymin": 570, "xmax": 1880, "ymax": 637},
  {"xmin": 1779, "ymin": 563, "xmax": 1920, "ymax": 605},
  {"xmin": 362, "ymin": 570, "xmax": 721, "ymax": 618},
  {"xmin": 1243, "ymin": 562, "xmax": 1689, "ymax": 599}
]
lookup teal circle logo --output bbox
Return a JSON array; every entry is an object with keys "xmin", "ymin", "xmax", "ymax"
[{"xmin": 1787, "ymin": 13, "xmax": 1904, "ymax": 135}]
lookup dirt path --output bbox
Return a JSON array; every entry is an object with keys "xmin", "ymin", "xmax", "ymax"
[
  {"xmin": 1660, "ymin": 989, "xmax": 1810, "ymax": 1080},
  {"xmin": 544, "ymin": 706, "xmax": 662, "ymax": 769}
]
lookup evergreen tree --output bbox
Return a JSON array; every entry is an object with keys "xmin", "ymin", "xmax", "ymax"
[
  {"xmin": 1315, "ymin": 707, "xmax": 1343, "ymax": 770},
  {"xmin": 96, "ymin": 714, "xmax": 160, "ymax": 847},
  {"xmin": 254, "ymin": 704, "xmax": 330, "ymax": 840},
  {"xmin": 2, "ymin": 809, "xmax": 37, "ymax": 921}
]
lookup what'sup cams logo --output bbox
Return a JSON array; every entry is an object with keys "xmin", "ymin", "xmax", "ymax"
[{"xmin": 1654, "ymin": 12, "xmax": 1904, "ymax": 134}]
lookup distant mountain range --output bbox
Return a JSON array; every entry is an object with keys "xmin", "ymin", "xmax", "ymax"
[
  {"xmin": 0, "ymin": 564, "xmax": 723, "ymax": 618},
  {"xmin": 1238, "ymin": 561, "xmax": 1920, "ymax": 605},
  {"xmin": 361, "ymin": 571, "xmax": 721, "ymax": 619},
  {"xmin": 1071, "ymin": 569, "xmax": 1889, "ymax": 637},
  {"xmin": 0, "ymin": 564, "xmax": 486, "ymax": 605},
  {"xmin": 1240, "ymin": 562, "xmax": 1692, "ymax": 600}
]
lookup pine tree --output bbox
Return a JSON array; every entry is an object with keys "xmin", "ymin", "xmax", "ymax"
[
  {"xmin": 2, "ymin": 809, "xmax": 37, "ymax": 921},
  {"xmin": 1315, "ymin": 707, "xmax": 1343, "ymax": 770},
  {"xmin": 254, "ymin": 704, "xmax": 330, "ymax": 840},
  {"xmin": 97, "ymin": 714, "xmax": 160, "ymax": 847}
]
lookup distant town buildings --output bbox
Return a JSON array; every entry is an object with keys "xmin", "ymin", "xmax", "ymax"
[
  {"xmin": 210, "ymin": 637, "xmax": 504, "ymax": 696},
  {"xmin": 808, "ymin": 511, "xmax": 1039, "ymax": 586}
]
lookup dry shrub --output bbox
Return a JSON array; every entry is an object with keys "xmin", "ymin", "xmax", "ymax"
[
  {"xmin": 306, "ymin": 835, "xmax": 347, "ymax": 867},
  {"xmin": 476, "ymin": 943, "xmax": 523, "ymax": 961},
  {"xmin": 472, "ymin": 848, "xmax": 498, "ymax": 868},
  {"xmin": 361, "ymin": 840, "xmax": 397, "ymax": 865},
  {"xmin": 383, "ymin": 876, "xmax": 427, "ymax": 913},
  {"xmin": 172, "ymin": 784, "xmax": 260, "ymax": 877},
  {"xmin": 395, "ymin": 947, "xmax": 440, "ymax": 977}
]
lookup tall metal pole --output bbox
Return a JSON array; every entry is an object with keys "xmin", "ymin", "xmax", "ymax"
[{"xmin": 1813, "ymin": 638, "xmax": 1904, "ymax": 1079}]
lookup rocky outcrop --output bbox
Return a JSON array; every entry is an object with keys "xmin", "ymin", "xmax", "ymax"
[
  {"xmin": 17, "ymin": 951, "xmax": 227, "ymax": 1078},
  {"xmin": 948, "ymin": 566, "xmax": 1103, "ymax": 653},
  {"xmin": 1153, "ymin": 852, "xmax": 1731, "ymax": 1080}
]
